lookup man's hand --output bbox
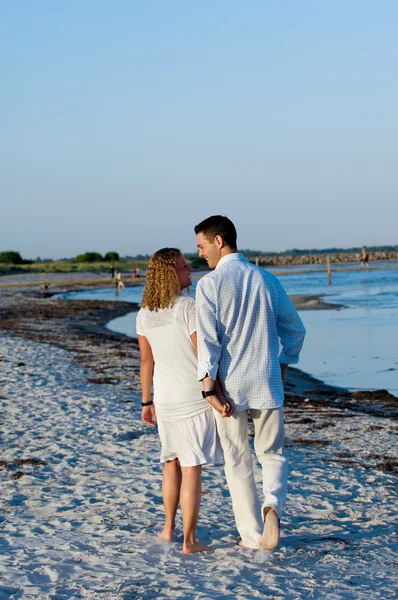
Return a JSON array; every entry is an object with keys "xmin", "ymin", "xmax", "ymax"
[
  {"xmin": 220, "ymin": 398, "xmax": 235, "ymax": 418},
  {"xmin": 206, "ymin": 394, "xmax": 235, "ymax": 418},
  {"xmin": 280, "ymin": 363, "xmax": 287, "ymax": 383},
  {"xmin": 142, "ymin": 404, "xmax": 157, "ymax": 427}
]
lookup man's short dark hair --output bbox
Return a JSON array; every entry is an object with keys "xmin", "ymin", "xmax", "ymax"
[{"xmin": 194, "ymin": 215, "xmax": 237, "ymax": 250}]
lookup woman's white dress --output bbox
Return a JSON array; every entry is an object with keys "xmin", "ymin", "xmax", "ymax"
[{"xmin": 136, "ymin": 296, "xmax": 221, "ymax": 467}]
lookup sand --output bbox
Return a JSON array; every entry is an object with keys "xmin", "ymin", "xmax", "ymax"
[{"xmin": 0, "ymin": 280, "xmax": 397, "ymax": 599}]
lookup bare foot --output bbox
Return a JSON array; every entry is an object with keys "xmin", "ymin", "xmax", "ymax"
[
  {"xmin": 236, "ymin": 536, "xmax": 246, "ymax": 548},
  {"xmin": 157, "ymin": 528, "xmax": 174, "ymax": 542},
  {"xmin": 259, "ymin": 507, "xmax": 280, "ymax": 550},
  {"xmin": 182, "ymin": 541, "xmax": 210, "ymax": 554}
]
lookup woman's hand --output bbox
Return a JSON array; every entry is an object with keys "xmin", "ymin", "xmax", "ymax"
[
  {"xmin": 142, "ymin": 404, "xmax": 157, "ymax": 427},
  {"xmin": 219, "ymin": 398, "xmax": 235, "ymax": 418},
  {"xmin": 206, "ymin": 395, "xmax": 235, "ymax": 418},
  {"xmin": 213, "ymin": 380, "xmax": 234, "ymax": 417}
]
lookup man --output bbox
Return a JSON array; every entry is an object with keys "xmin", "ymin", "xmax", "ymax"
[
  {"xmin": 360, "ymin": 246, "xmax": 370, "ymax": 269},
  {"xmin": 194, "ymin": 215, "xmax": 306, "ymax": 550}
]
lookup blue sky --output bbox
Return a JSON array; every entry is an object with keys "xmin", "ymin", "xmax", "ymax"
[{"xmin": 1, "ymin": 1, "xmax": 397, "ymax": 259}]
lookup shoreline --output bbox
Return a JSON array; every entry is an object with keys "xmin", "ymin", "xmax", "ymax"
[{"xmin": 0, "ymin": 279, "xmax": 396, "ymax": 410}]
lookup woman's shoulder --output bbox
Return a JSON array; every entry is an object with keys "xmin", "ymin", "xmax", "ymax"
[
  {"xmin": 173, "ymin": 296, "xmax": 195, "ymax": 323},
  {"xmin": 136, "ymin": 307, "xmax": 147, "ymax": 319},
  {"xmin": 137, "ymin": 306, "xmax": 157, "ymax": 322},
  {"xmin": 177, "ymin": 295, "xmax": 195, "ymax": 310},
  {"xmin": 136, "ymin": 307, "xmax": 146, "ymax": 334}
]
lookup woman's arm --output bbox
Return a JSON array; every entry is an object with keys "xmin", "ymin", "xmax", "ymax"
[
  {"xmin": 190, "ymin": 331, "xmax": 198, "ymax": 358},
  {"xmin": 138, "ymin": 334, "xmax": 156, "ymax": 427},
  {"xmin": 190, "ymin": 331, "xmax": 234, "ymax": 417}
]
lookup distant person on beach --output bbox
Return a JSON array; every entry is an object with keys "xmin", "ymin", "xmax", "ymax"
[
  {"xmin": 194, "ymin": 215, "xmax": 306, "ymax": 550},
  {"xmin": 116, "ymin": 271, "xmax": 125, "ymax": 289},
  {"xmin": 136, "ymin": 247, "xmax": 233, "ymax": 554},
  {"xmin": 360, "ymin": 246, "xmax": 370, "ymax": 268},
  {"xmin": 114, "ymin": 271, "xmax": 124, "ymax": 296},
  {"xmin": 111, "ymin": 264, "xmax": 116, "ymax": 279}
]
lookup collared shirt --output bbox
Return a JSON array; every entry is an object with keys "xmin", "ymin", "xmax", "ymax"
[{"xmin": 196, "ymin": 253, "xmax": 306, "ymax": 411}]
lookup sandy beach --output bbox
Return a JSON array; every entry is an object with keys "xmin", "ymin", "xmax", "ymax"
[{"xmin": 1, "ymin": 278, "xmax": 397, "ymax": 599}]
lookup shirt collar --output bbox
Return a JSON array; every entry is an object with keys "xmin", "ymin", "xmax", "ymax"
[{"xmin": 215, "ymin": 252, "xmax": 247, "ymax": 270}]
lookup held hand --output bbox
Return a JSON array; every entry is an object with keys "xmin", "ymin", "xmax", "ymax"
[
  {"xmin": 206, "ymin": 395, "xmax": 235, "ymax": 418},
  {"xmin": 142, "ymin": 404, "xmax": 157, "ymax": 427},
  {"xmin": 220, "ymin": 398, "xmax": 235, "ymax": 418},
  {"xmin": 213, "ymin": 381, "xmax": 234, "ymax": 418}
]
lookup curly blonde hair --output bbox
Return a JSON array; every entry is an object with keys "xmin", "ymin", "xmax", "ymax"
[{"xmin": 141, "ymin": 248, "xmax": 182, "ymax": 311}]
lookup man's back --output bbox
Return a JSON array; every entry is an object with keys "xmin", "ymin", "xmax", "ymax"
[{"xmin": 196, "ymin": 253, "xmax": 305, "ymax": 410}]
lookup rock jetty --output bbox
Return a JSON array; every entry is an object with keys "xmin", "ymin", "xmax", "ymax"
[{"xmin": 248, "ymin": 251, "xmax": 398, "ymax": 266}]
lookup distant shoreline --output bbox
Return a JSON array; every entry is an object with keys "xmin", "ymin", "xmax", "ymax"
[{"xmin": 1, "ymin": 253, "xmax": 398, "ymax": 277}]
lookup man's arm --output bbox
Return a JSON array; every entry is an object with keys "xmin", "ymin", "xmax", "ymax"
[
  {"xmin": 280, "ymin": 362, "xmax": 288, "ymax": 382},
  {"xmin": 275, "ymin": 280, "xmax": 306, "ymax": 366},
  {"xmin": 196, "ymin": 280, "xmax": 222, "ymax": 381},
  {"xmin": 195, "ymin": 280, "xmax": 233, "ymax": 417}
]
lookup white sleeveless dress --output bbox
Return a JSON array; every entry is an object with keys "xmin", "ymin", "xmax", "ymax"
[{"xmin": 136, "ymin": 296, "xmax": 221, "ymax": 467}]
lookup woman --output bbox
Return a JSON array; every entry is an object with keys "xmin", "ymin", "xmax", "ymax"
[{"xmin": 136, "ymin": 248, "xmax": 230, "ymax": 554}]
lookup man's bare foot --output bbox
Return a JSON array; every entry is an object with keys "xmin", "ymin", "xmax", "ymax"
[
  {"xmin": 259, "ymin": 507, "xmax": 280, "ymax": 550},
  {"xmin": 157, "ymin": 528, "xmax": 174, "ymax": 541},
  {"xmin": 182, "ymin": 541, "xmax": 210, "ymax": 554},
  {"xmin": 236, "ymin": 536, "xmax": 245, "ymax": 548}
]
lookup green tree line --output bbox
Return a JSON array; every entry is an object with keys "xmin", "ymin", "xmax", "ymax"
[
  {"xmin": 0, "ymin": 251, "xmax": 32, "ymax": 265},
  {"xmin": 0, "ymin": 250, "xmax": 120, "ymax": 264}
]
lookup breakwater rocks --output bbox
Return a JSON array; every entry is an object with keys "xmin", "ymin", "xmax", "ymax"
[{"xmin": 248, "ymin": 251, "xmax": 398, "ymax": 267}]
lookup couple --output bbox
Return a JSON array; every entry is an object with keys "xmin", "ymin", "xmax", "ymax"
[{"xmin": 137, "ymin": 215, "xmax": 306, "ymax": 554}]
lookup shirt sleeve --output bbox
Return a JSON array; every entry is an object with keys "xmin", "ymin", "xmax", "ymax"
[
  {"xmin": 195, "ymin": 278, "xmax": 221, "ymax": 381},
  {"xmin": 136, "ymin": 309, "xmax": 145, "ymax": 336},
  {"xmin": 185, "ymin": 297, "xmax": 197, "ymax": 336},
  {"xmin": 274, "ymin": 278, "xmax": 306, "ymax": 364}
]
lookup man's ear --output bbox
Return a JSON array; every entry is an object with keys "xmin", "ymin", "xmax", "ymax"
[{"xmin": 214, "ymin": 235, "xmax": 224, "ymax": 248}]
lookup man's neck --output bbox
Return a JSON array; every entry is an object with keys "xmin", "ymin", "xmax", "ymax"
[
  {"xmin": 213, "ymin": 247, "xmax": 237, "ymax": 268},
  {"xmin": 220, "ymin": 247, "xmax": 237, "ymax": 259}
]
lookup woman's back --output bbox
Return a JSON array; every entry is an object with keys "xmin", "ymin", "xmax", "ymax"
[{"xmin": 136, "ymin": 296, "xmax": 208, "ymax": 421}]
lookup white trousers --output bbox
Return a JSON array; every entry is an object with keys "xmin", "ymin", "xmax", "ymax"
[{"xmin": 214, "ymin": 407, "xmax": 288, "ymax": 549}]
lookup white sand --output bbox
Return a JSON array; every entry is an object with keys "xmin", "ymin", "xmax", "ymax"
[{"xmin": 0, "ymin": 331, "xmax": 397, "ymax": 599}]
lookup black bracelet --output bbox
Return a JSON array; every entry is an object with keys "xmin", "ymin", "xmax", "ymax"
[
  {"xmin": 142, "ymin": 400, "xmax": 153, "ymax": 407},
  {"xmin": 202, "ymin": 390, "xmax": 216, "ymax": 399}
]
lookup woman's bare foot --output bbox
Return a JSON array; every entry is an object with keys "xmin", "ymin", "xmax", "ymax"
[
  {"xmin": 157, "ymin": 528, "xmax": 174, "ymax": 541},
  {"xmin": 182, "ymin": 541, "xmax": 210, "ymax": 554}
]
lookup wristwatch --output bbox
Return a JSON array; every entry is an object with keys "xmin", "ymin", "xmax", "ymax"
[{"xmin": 202, "ymin": 390, "xmax": 216, "ymax": 399}]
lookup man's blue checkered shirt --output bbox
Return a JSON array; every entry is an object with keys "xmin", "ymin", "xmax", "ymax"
[{"xmin": 196, "ymin": 253, "xmax": 306, "ymax": 411}]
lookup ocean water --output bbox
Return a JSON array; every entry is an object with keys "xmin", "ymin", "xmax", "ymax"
[{"xmin": 59, "ymin": 262, "xmax": 398, "ymax": 396}]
